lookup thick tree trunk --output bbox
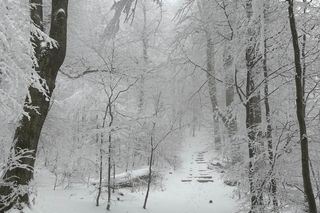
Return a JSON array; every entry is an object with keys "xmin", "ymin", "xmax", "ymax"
[
  {"xmin": 0, "ymin": 0, "xmax": 68, "ymax": 211},
  {"xmin": 138, "ymin": 3, "xmax": 148, "ymax": 114},
  {"xmin": 197, "ymin": 0, "xmax": 221, "ymax": 148},
  {"xmin": 205, "ymin": 30, "xmax": 221, "ymax": 149},
  {"xmin": 287, "ymin": 1, "xmax": 317, "ymax": 212},
  {"xmin": 245, "ymin": 0, "xmax": 263, "ymax": 211},
  {"xmin": 264, "ymin": 36, "xmax": 278, "ymax": 213},
  {"xmin": 223, "ymin": 43, "xmax": 239, "ymax": 163},
  {"xmin": 301, "ymin": 2, "xmax": 308, "ymax": 210}
]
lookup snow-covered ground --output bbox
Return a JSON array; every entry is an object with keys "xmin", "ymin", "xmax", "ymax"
[{"xmin": 24, "ymin": 132, "xmax": 239, "ymax": 213}]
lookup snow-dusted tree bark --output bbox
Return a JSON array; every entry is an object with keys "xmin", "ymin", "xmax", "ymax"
[
  {"xmin": 95, "ymin": 92, "xmax": 115, "ymax": 210},
  {"xmin": 222, "ymin": 46, "xmax": 240, "ymax": 163},
  {"xmin": 0, "ymin": 0, "xmax": 68, "ymax": 211},
  {"xmin": 205, "ymin": 31, "xmax": 221, "ymax": 149},
  {"xmin": 138, "ymin": 1, "xmax": 149, "ymax": 114},
  {"xmin": 262, "ymin": 0, "xmax": 278, "ymax": 210},
  {"xmin": 197, "ymin": 0, "xmax": 221, "ymax": 148},
  {"xmin": 223, "ymin": 44, "xmax": 237, "ymax": 135},
  {"xmin": 96, "ymin": 118, "xmax": 103, "ymax": 206},
  {"xmin": 245, "ymin": 0, "xmax": 263, "ymax": 211},
  {"xmin": 106, "ymin": 100, "xmax": 114, "ymax": 211},
  {"xmin": 287, "ymin": 0, "xmax": 317, "ymax": 212}
]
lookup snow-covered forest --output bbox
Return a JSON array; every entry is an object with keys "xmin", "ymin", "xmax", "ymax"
[{"xmin": 1, "ymin": 0, "xmax": 320, "ymax": 212}]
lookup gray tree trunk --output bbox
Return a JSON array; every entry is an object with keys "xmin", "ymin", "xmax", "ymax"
[
  {"xmin": 223, "ymin": 43, "xmax": 239, "ymax": 163},
  {"xmin": 205, "ymin": 30, "xmax": 221, "ymax": 149},
  {"xmin": 245, "ymin": 0, "xmax": 264, "ymax": 211},
  {"xmin": 96, "ymin": 133, "xmax": 103, "ymax": 206},
  {"xmin": 262, "ymin": 0, "xmax": 278, "ymax": 211},
  {"xmin": 138, "ymin": 3, "xmax": 148, "ymax": 114},
  {"xmin": 197, "ymin": 0, "xmax": 221, "ymax": 148},
  {"xmin": 106, "ymin": 102, "xmax": 114, "ymax": 211},
  {"xmin": 287, "ymin": 0, "xmax": 317, "ymax": 212},
  {"xmin": 143, "ymin": 137, "xmax": 154, "ymax": 209}
]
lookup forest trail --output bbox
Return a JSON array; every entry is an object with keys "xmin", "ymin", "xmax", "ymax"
[
  {"xmin": 27, "ymin": 132, "xmax": 238, "ymax": 213},
  {"xmin": 181, "ymin": 135, "xmax": 216, "ymax": 184},
  {"xmin": 154, "ymin": 131, "xmax": 239, "ymax": 213}
]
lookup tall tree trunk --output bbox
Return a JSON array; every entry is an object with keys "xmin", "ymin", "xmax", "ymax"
[
  {"xmin": 301, "ymin": 1, "xmax": 308, "ymax": 210},
  {"xmin": 138, "ymin": 2, "xmax": 148, "ymax": 113},
  {"xmin": 106, "ymin": 133, "xmax": 112, "ymax": 211},
  {"xmin": 287, "ymin": 0, "xmax": 317, "ymax": 212},
  {"xmin": 245, "ymin": 0, "xmax": 263, "ymax": 211},
  {"xmin": 96, "ymin": 103, "xmax": 109, "ymax": 207},
  {"xmin": 262, "ymin": 0, "xmax": 278, "ymax": 210},
  {"xmin": 106, "ymin": 103, "xmax": 114, "ymax": 211},
  {"xmin": 113, "ymin": 161, "xmax": 116, "ymax": 193},
  {"xmin": 197, "ymin": 0, "xmax": 221, "ymax": 148},
  {"xmin": 205, "ymin": 30, "xmax": 221, "ymax": 149},
  {"xmin": 96, "ymin": 114, "xmax": 103, "ymax": 206},
  {"xmin": 96, "ymin": 133, "xmax": 103, "ymax": 206},
  {"xmin": 0, "ymin": 0, "xmax": 68, "ymax": 211},
  {"xmin": 264, "ymin": 35, "xmax": 279, "ymax": 213},
  {"xmin": 262, "ymin": 4, "xmax": 278, "ymax": 211},
  {"xmin": 223, "ymin": 43, "xmax": 239, "ymax": 163}
]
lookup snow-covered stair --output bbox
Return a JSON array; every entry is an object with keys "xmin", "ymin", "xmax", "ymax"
[{"xmin": 181, "ymin": 141, "xmax": 214, "ymax": 183}]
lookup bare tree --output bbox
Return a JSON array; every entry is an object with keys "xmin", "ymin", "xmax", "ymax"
[
  {"xmin": 287, "ymin": 0, "xmax": 317, "ymax": 212},
  {"xmin": 263, "ymin": 0, "xmax": 278, "ymax": 210},
  {"xmin": 143, "ymin": 93, "xmax": 179, "ymax": 209},
  {"xmin": 97, "ymin": 72, "xmax": 138, "ymax": 210}
]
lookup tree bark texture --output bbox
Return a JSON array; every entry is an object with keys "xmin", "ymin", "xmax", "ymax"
[
  {"xmin": 287, "ymin": 0, "xmax": 317, "ymax": 212},
  {"xmin": 223, "ymin": 43, "xmax": 239, "ymax": 163},
  {"xmin": 205, "ymin": 30, "xmax": 221, "ymax": 149},
  {"xmin": 245, "ymin": 0, "xmax": 264, "ymax": 211},
  {"xmin": 262, "ymin": 0, "xmax": 278, "ymax": 210},
  {"xmin": 0, "ymin": 0, "xmax": 68, "ymax": 211}
]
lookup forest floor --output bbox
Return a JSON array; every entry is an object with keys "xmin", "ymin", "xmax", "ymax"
[{"xmin": 23, "ymin": 131, "xmax": 239, "ymax": 213}]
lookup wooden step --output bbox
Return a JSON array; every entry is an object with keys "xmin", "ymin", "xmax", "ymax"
[
  {"xmin": 195, "ymin": 176, "xmax": 213, "ymax": 179},
  {"xmin": 197, "ymin": 179, "xmax": 214, "ymax": 183}
]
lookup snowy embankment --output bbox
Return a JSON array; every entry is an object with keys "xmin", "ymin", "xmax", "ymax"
[{"xmin": 17, "ymin": 132, "xmax": 239, "ymax": 213}]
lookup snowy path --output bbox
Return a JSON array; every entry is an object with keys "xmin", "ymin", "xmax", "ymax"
[
  {"xmin": 28, "ymin": 132, "xmax": 239, "ymax": 213},
  {"xmin": 142, "ymin": 132, "xmax": 239, "ymax": 213}
]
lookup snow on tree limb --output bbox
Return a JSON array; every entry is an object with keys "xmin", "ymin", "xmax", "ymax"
[{"xmin": 102, "ymin": 0, "xmax": 162, "ymax": 41}]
